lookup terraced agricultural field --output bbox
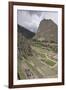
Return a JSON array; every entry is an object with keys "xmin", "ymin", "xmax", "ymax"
[{"xmin": 18, "ymin": 40, "xmax": 58, "ymax": 79}]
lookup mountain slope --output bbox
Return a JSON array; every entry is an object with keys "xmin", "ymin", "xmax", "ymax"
[
  {"xmin": 18, "ymin": 24, "xmax": 35, "ymax": 39},
  {"xmin": 34, "ymin": 19, "xmax": 58, "ymax": 43},
  {"xmin": 17, "ymin": 25, "xmax": 34, "ymax": 61}
]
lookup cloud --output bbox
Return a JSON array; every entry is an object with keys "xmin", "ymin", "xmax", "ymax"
[{"xmin": 17, "ymin": 10, "xmax": 58, "ymax": 32}]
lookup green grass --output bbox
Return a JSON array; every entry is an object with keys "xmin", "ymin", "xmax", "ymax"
[
  {"xmin": 32, "ymin": 41, "xmax": 43, "ymax": 48},
  {"xmin": 18, "ymin": 40, "xmax": 57, "ymax": 79},
  {"xmin": 41, "ymin": 58, "xmax": 56, "ymax": 66},
  {"xmin": 45, "ymin": 59, "xmax": 56, "ymax": 66},
  {"xmin": 47, "ymin": 48, "xmax": 52, "ymax": 51},
  {"xmin": 24, "ymin": 59, "xmax": 43, "ymax": 78},
  {"xmin": 31, "ymin": 45, "xmax": 56, "ymax": 66},
  {"xmin": 18, "ymin": 69, "xmax": 26, "ymax": 79},
  {"xmin": 17, "ymin": 60, "xmax": 26, "ymax": 79},
  {"xmin": 34, "ymin": 43, "xmax": 42, "ymax": 48},
  {"xmin": 33, "ymin": 40, "xmax": 57, "ymax": 52}
]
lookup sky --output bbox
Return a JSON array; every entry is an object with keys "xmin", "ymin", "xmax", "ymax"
[{"xmin": 17, "ymin": 10, "xmax": 58, "ymax": 32}]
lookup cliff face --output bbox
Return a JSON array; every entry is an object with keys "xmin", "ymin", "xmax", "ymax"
[
  {"xmin": 17, "ymin": 25, "xmax": 35, "ymax": 60},
  {"xmin": 34, "ymin": 19, "xmax": 58, "ymax": 43}
]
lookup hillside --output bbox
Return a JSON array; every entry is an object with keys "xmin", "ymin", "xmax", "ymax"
[
  {"xmin": 17, "ymin": 22, "xmax": 58, "ymax": 80},
  {"xmin": 17, "ymin": 25, "xmax": 34, "ymax": 61},
  {"xmin": 18, "ymin": 24, "xmax": 35, "ymax": 39},
  {"xmin": 34, "ymin": 19, "xmax": 58, "ymax": 43}
]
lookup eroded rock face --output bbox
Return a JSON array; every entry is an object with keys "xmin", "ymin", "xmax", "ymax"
[
  {"xmin": 34, "ymin": 19, "xmax": 58, "ymax": 43},
  {"xmin": 17, "ymin": 25, "xmax": 34, "ymax": 60}
]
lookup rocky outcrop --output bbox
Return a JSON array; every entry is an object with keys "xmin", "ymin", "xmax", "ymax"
[{"xmin": 34, "ymin": 19, "xmax": 58, "ymax": 43}]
